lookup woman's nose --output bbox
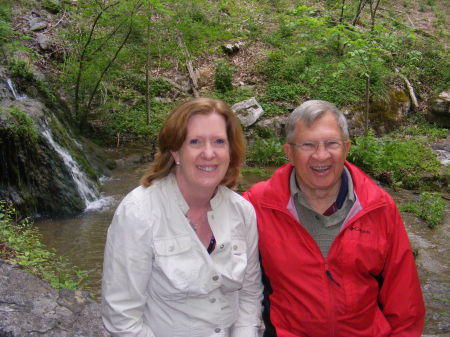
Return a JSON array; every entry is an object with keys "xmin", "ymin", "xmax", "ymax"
[{"xmin": 201, "ymin": 142, "xmax": 215, "ymax": 159}]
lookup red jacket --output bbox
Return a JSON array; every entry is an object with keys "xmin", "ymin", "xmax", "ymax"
[{"xmin": 243, "ymin": 162, "xmax": 425, "ymax": 337}]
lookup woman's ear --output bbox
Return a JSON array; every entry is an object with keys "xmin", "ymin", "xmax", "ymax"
[{"xmin": 171, "ymin": 151, "xmax": 180, "ymax": 165}]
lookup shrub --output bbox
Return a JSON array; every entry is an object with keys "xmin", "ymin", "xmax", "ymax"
[
  {"xmin": 348, "ymin": 131, "xmax": 441, "ymax": 189},
  {"xmin": 247, "ymin": 136, "xmax": 287, "ymax": 166},
  {"xmin": 214, "ymin": 59, "xmax": 234, "ymax": 92},
  {"xmin": 399, "ymin": 192, "xmax": 446, "ymax": 228}
]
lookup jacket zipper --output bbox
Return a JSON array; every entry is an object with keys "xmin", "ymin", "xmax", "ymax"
[{"xmin": 325, "ymin": 263, "xmax": 340, "ymax": 337}]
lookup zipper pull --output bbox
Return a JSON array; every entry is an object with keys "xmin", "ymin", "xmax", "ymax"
[{"xmin": 326, "ymin": 270, "xmax": 341, "ymax": 287}]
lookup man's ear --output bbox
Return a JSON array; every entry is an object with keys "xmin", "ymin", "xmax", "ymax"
[
  {"xmin": 283, "ymin": 143, "xmax": 293, "ymax": 164},
  {"xmin": 344, "ymin": 139, "xmax": 351, "ymax": 157}
]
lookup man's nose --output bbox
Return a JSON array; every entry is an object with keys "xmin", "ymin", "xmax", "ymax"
[{"xmin": 312, "ymin": 142, "xmax": 331, "ymax": 159}]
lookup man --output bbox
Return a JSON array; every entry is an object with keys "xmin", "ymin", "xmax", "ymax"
[{"xmin": 243, "ymin": 100, "xmax": 425, "ymax": 337}]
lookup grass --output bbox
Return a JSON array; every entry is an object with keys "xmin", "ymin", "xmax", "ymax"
[
  {"xmin": 399, "ymin": 192, "xmax": 446, "ymax": 228},
  {"xmin": 0, "ymin": 201, "xmax": 88, "ymax": 291}
]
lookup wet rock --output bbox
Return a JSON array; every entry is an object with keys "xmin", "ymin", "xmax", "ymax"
[{"xmin": 0, "ymin": 259, "xmax": 110, "ymax": 337}]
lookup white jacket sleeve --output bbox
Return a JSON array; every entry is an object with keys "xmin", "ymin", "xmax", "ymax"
[
  {"xmin": 231, "ymin": 205, "xmax": 264, "ymax": 337},
  {"xmin": 101, "ymin": 196, "xmax": 155, "ymax": 337}
]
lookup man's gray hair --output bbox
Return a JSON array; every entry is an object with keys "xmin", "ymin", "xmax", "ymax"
[{"xmin": 286, "ymin": 100, "xmax": 349, "ymax": 142}]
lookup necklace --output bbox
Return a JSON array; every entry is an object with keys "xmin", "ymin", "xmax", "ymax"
[{"xmin": 187, "ymin": 212, "xmax": 208, "ymax": 232}]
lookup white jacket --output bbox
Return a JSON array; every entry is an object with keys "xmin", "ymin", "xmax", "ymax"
[{"xmin": 102, "ymin": 173, "xmax": 263, "ymax": 337}]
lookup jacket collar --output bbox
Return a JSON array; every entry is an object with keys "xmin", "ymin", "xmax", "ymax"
[{"xmin": 259, "ymin": 161, "xmax": 387, "ymax": 211}]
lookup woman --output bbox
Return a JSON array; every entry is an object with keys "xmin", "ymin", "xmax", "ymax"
[{"xmin": 101, "ymin": 97, "xmax": 263, "ymax": 337}]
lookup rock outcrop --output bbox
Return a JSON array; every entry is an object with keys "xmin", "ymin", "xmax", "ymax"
[{"xmin": 0, "ymin": 259, "xmax": 110, "ymax": 337}]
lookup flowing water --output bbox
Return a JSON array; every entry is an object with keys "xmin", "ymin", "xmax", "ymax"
[
  {"xmin": 34, "ymin": 162, "xmax": 149, "ymax": 296},
  {"xmin": 34, "ymin": 153, "xmax": 450, "ymax": 334},
  {"xmin": 5, "ymin": 77, "xmax": 27, "ymax": 100},
  {"xmin": 40, "ymin": 122, "xmax": 100, "ymax": 208}
]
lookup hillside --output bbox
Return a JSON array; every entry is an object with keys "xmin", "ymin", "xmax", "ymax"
[{"xmin": 1, "ymin": 0, "xmax": 448, "ymax": 145}]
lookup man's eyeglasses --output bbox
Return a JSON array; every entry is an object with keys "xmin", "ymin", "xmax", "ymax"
[{"xmin": 289, "ymin": 139, "xmax": 347, "ymax": 152}]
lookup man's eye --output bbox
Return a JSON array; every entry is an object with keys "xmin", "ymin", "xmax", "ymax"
[
  {"xmin": 326, "ymin": 140, "xmax": 341, "ymax": 149},
  {"xmin": 301, "ymin": 142, "xmax": 316, "ymax": 150}
]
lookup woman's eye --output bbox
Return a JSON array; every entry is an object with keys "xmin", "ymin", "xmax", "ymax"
[
  {"xmin": 214, "ymin": 138, "xmax": 226, "ymax": 145},
  {"xmin": 189, "ymin": 139, "xmax": 199, "ymax": 145}
]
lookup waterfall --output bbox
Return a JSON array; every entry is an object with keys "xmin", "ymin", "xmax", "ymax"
[
  {"xmin": 40, "ymin": 122, "xmax": 100, "ymax": 209},
  {"xmin": 6, "ymin": 78, "xmax": 27, "ymax": 100}
]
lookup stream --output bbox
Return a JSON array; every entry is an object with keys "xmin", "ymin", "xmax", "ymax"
[{"xmin": 34, "ymin": 154, "xmax": 450, "ymax": 335}]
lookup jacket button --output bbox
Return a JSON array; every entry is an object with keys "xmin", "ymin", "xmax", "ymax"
[
  {"xmin": 215, "ymin": 328, "xmax": 221, "ymax": 333},
  {"xmin": 212, "ymin": 275, "xmax": 219, "ymax": 281},
  {"xmin": 219, "ymin": 244, "xmax": 224, "ymax": 249},
  {"xmin": 209, "ymin": 297, "xmax": 216, "ymax": 303},
  {"xmin": 232, "ymin": 245, "xmax": 238, "ymax": 250},
  {"xmin": 168, "ymin": 246, "xmax": 174, "ymax": 252}
]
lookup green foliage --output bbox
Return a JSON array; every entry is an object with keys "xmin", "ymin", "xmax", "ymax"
[
  {"xmin": 0, "ymin": 201, "xmax": 87, "ymax": 290},
  {"xmin": 0, "ymin": 0, "xmax": 12, "ymax": 44},
  {"xmin": 259, "ymin": 103, "xmax": 288, "ymax": 117},
  {"xmin": 264, "ymin": 83, "xmax": 306, "ymax": 103},
  {"xmin": 241, "ymin": 167, "xmax": 273, "ymax": 178},
  {"xmin": 101, "ymin": 100, "xmax": 173, "ymax": 144},
  {"xmin": 247, "ymin": 136, "xmax": 287, "ymax": 166},
  {"xmin": 348, "ymin": 130, "xmax": 442, "ymax": 189},
  {"xmin": 9, "ymin": 59, "xmax": 34, "ymax": 82},
  {"xmin": 211, "ymin": 86, "xmax": 254, "ymax": 105},
  {"xmin": 132, "ymin": 77, "xmax": 172, "ymax": 97},
  {"xmin": 7, "ymin": 107, "xmax": 39, "ymax": 142},
  {"xmin": 400, "ymin": 192, "xmax": 446, "ymax": 228},
  {"xmin": 214, "ymin": 59, "xmax": 234, "ymax": 92},
  {"xmin": 42, "ymin": 0, "xmax": 66, "ymax": 13},
  {"xmin": 394, "ymin": 121, "xmax": 448, "ymax": 142}
]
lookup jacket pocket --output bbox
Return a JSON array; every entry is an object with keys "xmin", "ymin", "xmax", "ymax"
[
  {"xmin": 231, "ymin": 238, "xmax": 247, "ymax": 256},
  {"xmin": 153, "ymin": 235, "xmax": 196, "ymax": 296},
  {"xmin": 221, "ymin": 238, "xmax": 248, "ymax": 292}
]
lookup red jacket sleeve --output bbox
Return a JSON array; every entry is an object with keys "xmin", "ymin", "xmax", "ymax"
[{"xmin": 378, "ymin": 199, "xmax": 425, "ymax": 336}]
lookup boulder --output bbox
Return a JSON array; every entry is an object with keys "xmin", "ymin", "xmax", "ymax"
[
  {"xmin": 0, "ymin": 259, "xmax": 110, "ymax": 337},
  {"xmin": 36, "ymin": 33, "xmax": 51, "ymax": 50},
  {"xmin": 254, "ymin": 115, "xmax": 287, "ymax": 138},
  {"xmin": 231, "ymin": 97, "xmax": 264, "ymax": 127},
  {"xmin": 222, "ymin": 41, "xmax": 244, "ymax": 55},
  {"xmin": 428, "ymin": 89, "xmax": 450, "ymax": 128}
]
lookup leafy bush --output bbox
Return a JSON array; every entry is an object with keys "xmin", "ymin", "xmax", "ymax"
[
  {"xmin": 0, "ymin": 201, "xmax": 87, "ymax": 290},
  {"xmin": 348, "ymin": 131, "xmax": 442, "ymax": 189},
  {"xmin": 399, "ymin": 192, "xmax": 446, "ymax": 228},
  {"xmin": 7, "ymin": 106, "xmax": 39, "ymax": 142},
  {"xmin": 247, "ymin": 136, "xmax": 287, "ymax": 166},
  {"xmin": 215, "ymin": 59, "xmax": 234, "ymax": 92}
]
